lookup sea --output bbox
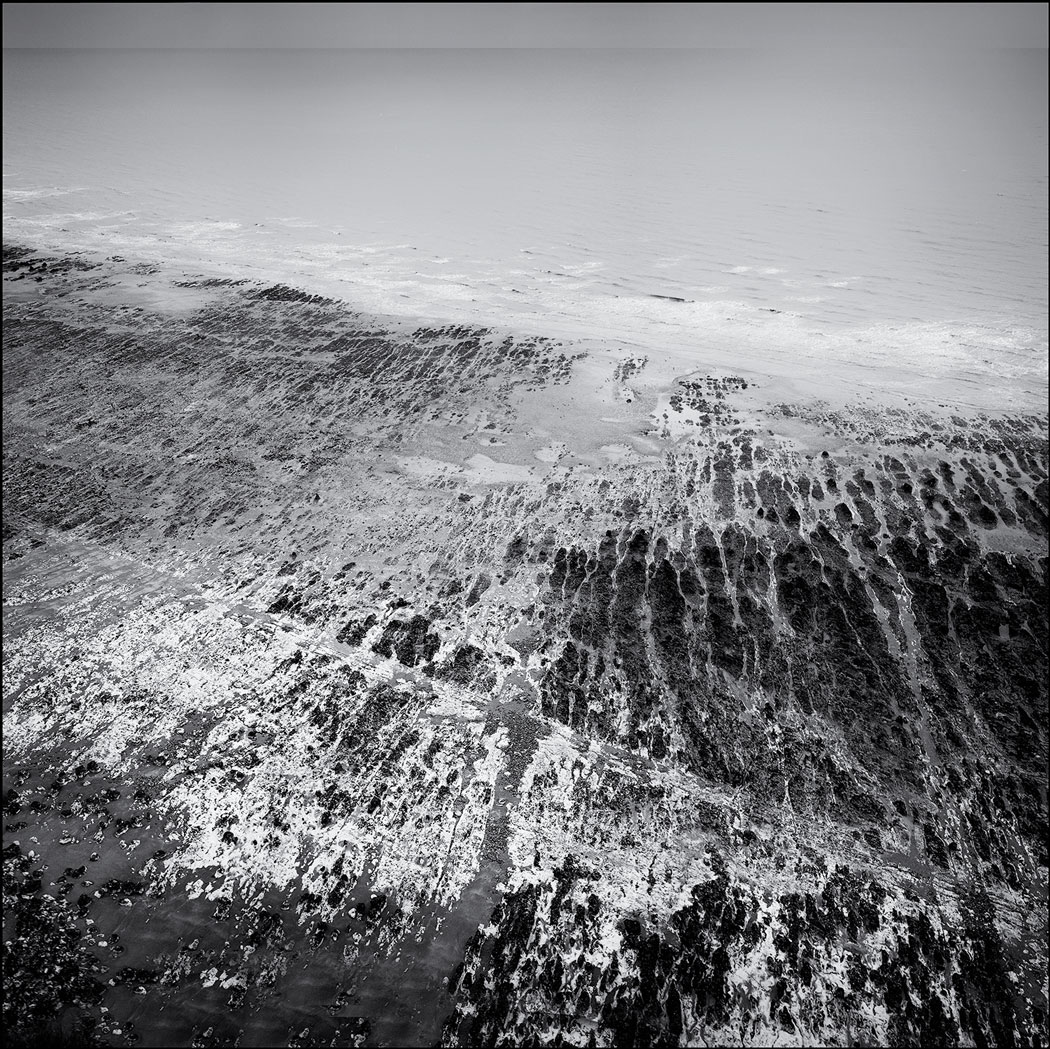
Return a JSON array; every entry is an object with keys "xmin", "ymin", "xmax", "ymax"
[{"xmin": 3, "ymin": 47, "xmax": 1048, "ymax": 409}]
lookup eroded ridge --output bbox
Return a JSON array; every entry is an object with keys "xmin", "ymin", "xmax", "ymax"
[{"xmin": 3, "ymin": 245, "xmax": 1047, "ymax": 1048}]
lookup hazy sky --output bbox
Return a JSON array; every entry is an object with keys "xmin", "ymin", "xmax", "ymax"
[{"xmin": 3, "ymin": 2, "xmax": 1048, "ymax": 49}]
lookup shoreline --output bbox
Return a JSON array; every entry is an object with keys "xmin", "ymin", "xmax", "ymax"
[{"xmin": 4, "ymin": 232, "xmax": 1047, "ymax": 419}]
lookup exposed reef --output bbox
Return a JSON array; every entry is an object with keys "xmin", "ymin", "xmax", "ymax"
[{"xmin": 3, "ymin": 244, "xmax": 1047, "ymax": 1047}]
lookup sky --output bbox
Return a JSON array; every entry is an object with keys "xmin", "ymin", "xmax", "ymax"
[{"xmin": 3, "ymin": 2, "xmax": 1048, "ymax": 49}]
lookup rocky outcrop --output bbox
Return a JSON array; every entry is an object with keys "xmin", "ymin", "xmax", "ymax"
[
  {"xmin": 3, "ymin": 245, "xmax": 1046, "ymax": 1047},
  {"xmin": 443, "ymin": 859, "xmax": 1030, "ymax": 1048}
]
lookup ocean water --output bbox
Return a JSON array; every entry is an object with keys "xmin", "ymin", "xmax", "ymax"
[{"xmin": 4, "ymin": 48, "xmax": 1048, "ymax": 406}]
